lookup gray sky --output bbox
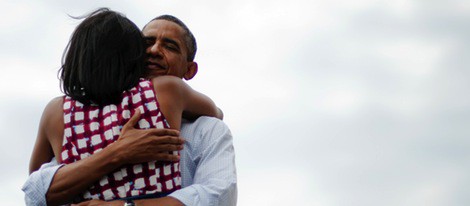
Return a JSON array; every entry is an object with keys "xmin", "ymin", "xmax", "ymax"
[{"xmin": 1, "ymin": 0, "xmax": 469, "ymax": 205}]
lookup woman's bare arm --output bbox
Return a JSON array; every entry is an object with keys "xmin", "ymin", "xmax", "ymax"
[
  {"xmin": 152, "ymin": 76, "xmax": 223, "ymax": 130},
  {"xmin": 29, "ymin": 97, "xmax": 64, "ymax": 174}
]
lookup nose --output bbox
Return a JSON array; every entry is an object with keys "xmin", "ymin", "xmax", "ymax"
[{"xmin": 148, "ymin": 42, "xmax": 163, "ymax": 58}]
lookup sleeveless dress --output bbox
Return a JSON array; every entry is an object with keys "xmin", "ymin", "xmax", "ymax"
[{"xmin": 61, "ymin": 79, "xmax": 181, "ymax": 201}]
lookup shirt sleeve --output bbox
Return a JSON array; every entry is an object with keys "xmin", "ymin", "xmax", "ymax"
[
  {"xmin": 22, "ymin": 158, "xmax": 63, "ymax": 206},
  {"xmin": 169, "ymin": 118, "xmax": 237, "ymax": 206}
]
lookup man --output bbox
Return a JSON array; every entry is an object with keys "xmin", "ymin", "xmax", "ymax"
[{"xmin": 23, "ymin": 15, "xmax": 237, "ymax": 206}]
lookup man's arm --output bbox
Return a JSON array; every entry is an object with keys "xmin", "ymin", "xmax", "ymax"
[
  {"xmin": 23, "ymin": 111, "xmax": 184, "ymax": 206},
  {"xmin": 76, "ymin": 117, "xmax": 237, "ymax": 206},
  {"xmin": 24, "ymin": 117, "xmax": 236, "ymax": 206},
  {"xmin": 169, "ymin": 117, "xmax": 237, "ymax": 206},
  {"xmin": 23, "ymin": 158, "xmax": 62, "ymax": 206}
]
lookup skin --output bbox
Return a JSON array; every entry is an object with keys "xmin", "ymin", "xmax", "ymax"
[
  {"xmin": 143, "ymin": 19, "xmax": 223, "ymax": 120},
  {"xmin": 143, "ymin": 19, "xmax": 198, "ymax": 80},
  {"xmin": 29, "ymin": 19, "xmax": 222, "ymax": 205}
]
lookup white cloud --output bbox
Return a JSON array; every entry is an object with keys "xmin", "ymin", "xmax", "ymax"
[
  {"xmin": 239, "ymin": 168, "xmax": 328, "ymax": 205},
  {"xmin": 376, "ymin": 39, "xmax": 449, "ymax": 77},
  {"xmin": 0, "ymin": 57, "xmax": 61, "ymax": 99},
  {"xmin": 0, "ymin": 1, "xmax": 38, "ymax": 31}
]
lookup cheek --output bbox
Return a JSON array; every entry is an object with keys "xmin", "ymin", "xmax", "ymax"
[{"xmin": 169, "ymin": 57, "xmax": 184, "ymax": 67}]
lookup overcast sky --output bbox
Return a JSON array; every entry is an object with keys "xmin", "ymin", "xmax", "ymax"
[{"xmin": 1, "ymin": 0, "xmax": 469, "ymax": 205}]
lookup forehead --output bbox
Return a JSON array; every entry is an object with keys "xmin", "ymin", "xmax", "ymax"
[{"xmin": 143, "ymin": 20, "xmax": 185, "ymax": 42}]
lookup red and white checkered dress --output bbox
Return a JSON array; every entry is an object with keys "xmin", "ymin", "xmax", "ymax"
[{"xmin": 61, "ymin": 79, "xmax": 181, "ymax": 201}]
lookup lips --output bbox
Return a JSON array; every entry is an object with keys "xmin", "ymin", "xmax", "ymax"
[
  {"xmin": 146, "ymin": 60, "xmax": 168, "ymax": 77},
  {"xmin": 146, "ymin": 61, "xmax": 166, "ymax": 70}
]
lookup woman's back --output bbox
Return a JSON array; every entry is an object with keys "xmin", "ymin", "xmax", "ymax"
[{"xmin": 62, "ymin": 79, "xmax": 180, "ymax": 200}]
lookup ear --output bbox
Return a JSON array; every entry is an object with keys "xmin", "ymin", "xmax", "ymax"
[{"xmin": 183, "ymin": 62, "xmax": 198, "ymax": 80}]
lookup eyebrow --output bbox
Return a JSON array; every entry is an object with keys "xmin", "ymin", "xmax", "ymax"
[
  {"xmin": 142, "ymin": 36, "xmax": 182, "ymax": 51},
  {"xmin": 143, "ymin": 36, "xmax": 155, "ymax": 41}
]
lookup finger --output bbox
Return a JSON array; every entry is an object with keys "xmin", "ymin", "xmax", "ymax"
[
  {"xmin": 149, "ymin": 135, "xmax": 185, "ymax": 144},
  {"xmin": 146, "ymin": 128, "xmax": 180, "ymax": 137},
  {"xmin": 128, "ymin": 152, "xmax": 180, "ymax": 163},
  {"xmin": 153, "ymin": 153, "xmax": 181, "ymax": 162},
  {"xmin": 153, "ymin": 144, "xmax": 184, "ymax": 152},
  {"xmin": 122, "ymin": 109, "xmax": 141, "ymax": 131}
]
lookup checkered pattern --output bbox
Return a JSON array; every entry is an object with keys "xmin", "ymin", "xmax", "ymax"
[{"xmin": 61, "ymin": 79, "xmax": 181, "ymax": 201}]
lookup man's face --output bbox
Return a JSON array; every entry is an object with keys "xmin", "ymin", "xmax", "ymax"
[{"xmin": 142, "ymin": 19, "xmax": 195, "ymax": 79}]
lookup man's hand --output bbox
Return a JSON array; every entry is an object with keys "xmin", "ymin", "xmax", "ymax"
[
  {"xmin": 46, "ymin": 110, "xmax": 184, "ymax": 205},
  {"xmin": 114, "ymin": 109, "xmax": 185, "ymax": 164}
]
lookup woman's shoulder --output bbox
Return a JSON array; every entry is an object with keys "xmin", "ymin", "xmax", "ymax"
[
  {"xmin": 150, "ymin": 76, "xmax": 188, "ymax": 100},
  {"xmin": 132, "ymin": 78, "xmax": 183, "ymax": 92},
  {"xmin": 44, "ymin": 96, "xmax": 65, "ymax": 113},
  {"xmin": 39, "ymin": 96, "xmax": 65, "ymax": 139},
  {"xmin": 150, "ymin": 76, "xmax": 185, "ymax": 89}
]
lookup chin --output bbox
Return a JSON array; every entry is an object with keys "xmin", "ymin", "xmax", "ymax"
[{"xmin": 146, "ymin": 69, "xmax": 166, "ymax": 77}]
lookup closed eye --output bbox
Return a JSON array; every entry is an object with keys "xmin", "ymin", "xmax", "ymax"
[
  {"xmin": 144, "ymin": 37, "xmax": 155, "ymax": 47},
  {"xmin": 165, "ymin": 43, "xmax": 178, "ymax": 51},
  {"xmin": 162, "ymin": 38, "xmax": 181, "ymax": 52}
]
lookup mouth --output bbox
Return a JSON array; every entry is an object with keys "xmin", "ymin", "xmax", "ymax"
[
  {"xmin": 145, "ymin": 61, "xmax": 168, "ymax": 77},
  {"xmin": 146, "ymin": 61, "xmax": 166, "ymax": 71}
]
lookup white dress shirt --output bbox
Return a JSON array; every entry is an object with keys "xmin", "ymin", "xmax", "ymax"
[{"xmin": 23, "ymin": 117, "xmax": 237, "ymax": 206}]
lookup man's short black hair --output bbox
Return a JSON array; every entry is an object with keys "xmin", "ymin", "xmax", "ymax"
[{"xmin": 59, "ymin": 8, "xmax": 145, "ymax": 106}]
